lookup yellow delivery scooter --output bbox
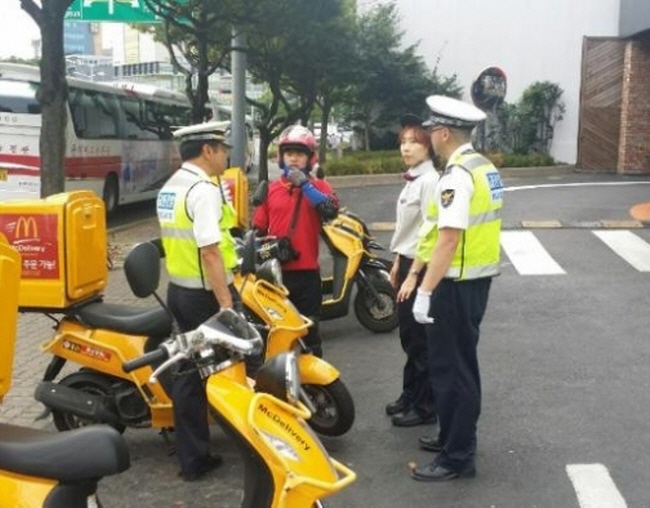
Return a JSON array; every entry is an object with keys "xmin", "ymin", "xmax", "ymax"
[
  {"xmin": 34, "ymin": 242, "xmax": 177, "ymax": 435},
  {"xmin": 235, "ymin": 231, "xmax": 355, "ymax": 437},
  {"xmin": 0, "ymin": 234, "xmax": 130, "ymax": 508},
  {"xmin": 122, "ymin": 306, "xmax": 357, "ymax": 507},
  {"xmin": 320, "ymin": 210, "xmax": 398, "ymax": 333},
  {"xmin": 35, "ymin": 238, "xmax": 353, "ymax": 439}
]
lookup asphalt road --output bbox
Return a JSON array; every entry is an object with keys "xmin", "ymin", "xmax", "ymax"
[{"xmin": 91, "ymin": 171, "xmax": 650, "ymax": 507}]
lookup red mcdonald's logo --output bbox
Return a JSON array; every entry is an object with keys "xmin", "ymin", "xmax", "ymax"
[{"xmin": 15, "ymin": 216, "xmax": 38, "ymax": 240}]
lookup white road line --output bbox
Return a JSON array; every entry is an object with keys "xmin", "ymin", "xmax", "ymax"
[
  {"xmin": 566, "ymin": 464, "xmax": 627, "ymax": 508},
  {"xmin": 500, "ymin": 231, "xmax": 565, "ymax": 275},
  {"xmin": 593, "ymin": 230, "xmax": 650, "ymax": 272},
  {"xmin": 504, "ymin": 181, "xmax": 650, "ymax": 192}
]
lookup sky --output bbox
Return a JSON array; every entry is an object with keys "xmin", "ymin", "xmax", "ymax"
[{"xmin": 0, "ymin": 1, "xmax": 41, "ymax": 59}]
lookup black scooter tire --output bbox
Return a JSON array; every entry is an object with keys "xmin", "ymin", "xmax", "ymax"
[
  {"xmin": 302, "ymin": 379, "xmax": 355, "ymax": 437},
  {"xmin": 51, "ymin": 371, "xmax": 126, "ymax": 434},
  {"xmin": 353, "ymin": 273, "xmax": 399, "ymax": 333}
]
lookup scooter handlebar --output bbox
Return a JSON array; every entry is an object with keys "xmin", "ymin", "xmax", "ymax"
[{"xmin": 122, "ymin": 348, "xmax": 169, "ymax": 373}]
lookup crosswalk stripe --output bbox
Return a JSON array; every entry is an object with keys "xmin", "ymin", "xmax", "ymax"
[
  {"xmin": 566, "ymin": 464, "xmax": 627, "ymax": 508},
  {"xmin": 592, "ymin": 230, "xmax": 650, "ymax": 272},
  {"xmin": 500, "ymin": 231, "xmax": 565, "ymax": 275}
]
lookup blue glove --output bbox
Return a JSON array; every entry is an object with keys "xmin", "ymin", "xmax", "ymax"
[
  {"xmin": 301, "ymin": 181, "xmax": 328, "ymax": 206},
  {"xmin": 413, "ymin": 288, "xmax": 434, "ymax": 324}
]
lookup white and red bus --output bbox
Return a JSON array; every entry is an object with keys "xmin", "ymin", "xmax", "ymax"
[{"xmin": 0, "ymin": 63, "xmax": 202, "ymax": 214}]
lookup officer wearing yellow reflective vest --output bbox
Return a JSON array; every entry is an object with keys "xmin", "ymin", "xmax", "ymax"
[
  {"xmin": 156, "ymin": 120, "xmax": 239, "ymax": 482},
  {"xmin": 410, "ymin": 96, "xmax": 503, "ymax": 483}
]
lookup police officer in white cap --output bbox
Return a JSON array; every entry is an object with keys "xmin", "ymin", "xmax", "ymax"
[
  {"xmin": 156, "ymin": 120, "xmax": 242, "ymax": 481},
  {"xmin": 410, "ymin": 96, "xmax": 504, "ymax": 482}
]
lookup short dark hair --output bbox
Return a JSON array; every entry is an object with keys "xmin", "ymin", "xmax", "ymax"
[{"xmin": 180, "ymin": 139, "xmax": 221, "ymax": 161}]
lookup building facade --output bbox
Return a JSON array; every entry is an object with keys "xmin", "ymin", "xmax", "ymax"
[{"xmin": 378, "ymin": 0, "xmax": 649, "ymax": 172}]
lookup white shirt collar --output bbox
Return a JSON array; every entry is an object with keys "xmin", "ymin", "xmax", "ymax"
[
  {"xmin": 181, "ymin": 161, "xmax": 211, "ymax": 179},
  {"xmin": 407, "ymin": 159, "xmax": 435, "ymax": 178}
]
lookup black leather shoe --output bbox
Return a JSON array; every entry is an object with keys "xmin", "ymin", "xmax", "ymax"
[
  {"xmin": 418, "ymin": 435, "xmax": 442, "ymax": 452},
  {"xmin": 392, "ymin": 409, "xmax": 437, "ymax": 427},
  {"xmin": 385, "ymin": 398, "xmax": 406, "ymax": 416},
  {"xmin": 411, "ymin": 461, "xmax": 476, "ymax": 482},
  {"xmin": 178, "ymin": 454, "xmax": 223, "ymax": 482}
]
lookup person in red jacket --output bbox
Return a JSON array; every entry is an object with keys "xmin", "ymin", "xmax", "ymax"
[{"xmin": 252, "ymin": 125, "xmax": 339, "ymax": 357}]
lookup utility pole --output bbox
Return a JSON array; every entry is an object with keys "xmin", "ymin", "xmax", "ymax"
[{"xmin": 230, "ymin": 28, "xmax": 247, "ymax": 171}]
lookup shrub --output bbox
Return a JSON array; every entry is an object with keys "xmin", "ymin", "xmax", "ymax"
[
  {"xmin": 327, "ymin": 150, "xmax": 403, "ymax": 176},
  {"xmin": 324, "ymin": 148, "xmax": 556, "ymax": 176}
]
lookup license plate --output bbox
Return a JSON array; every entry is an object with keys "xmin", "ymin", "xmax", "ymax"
[{"xmin": 0, "ymin": 169, "xmax": 7, "ymax": 181}]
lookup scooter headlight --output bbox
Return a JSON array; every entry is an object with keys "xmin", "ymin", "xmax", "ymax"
[
  {"xmin": 256, "ymin": 259, "xmax": 283, "ymax": 287},
  {"xmin": 255, "ymin": 351, "xmax": 300, "ymax": 404}
]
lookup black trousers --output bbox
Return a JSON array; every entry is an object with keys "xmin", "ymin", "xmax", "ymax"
[
  {"xmin": 282, "ymin": 269, "xmax": 323, "ymax": 357},
  {"xmin": 166, "ymin": 282, "xmax": 240, "ymax": 475},
  {"xmin": 396, "ymin": 255, "xmax": 434, "ymax": 418},
  {"xmin": 425, "ymin": 277, "xmax": 491, "ymax": 471}
]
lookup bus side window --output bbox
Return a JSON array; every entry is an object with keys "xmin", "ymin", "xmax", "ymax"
[
  {"xmin": 144, "ymin": 100, "xmax": 172, "ymax": 140},
  {"xmin": 119, "ymin": 96, "xmax": 158, "ymax": 140},
  {"xmin": 68, "ymin": 88, "xmax": 88, "ymax": 137},
  {"xmin": 70, "ymin": 89, "xmax": 119, "ymax": 139},
  {"xmin": 0, "ymin": 79, "xmax": 40, "ymax": 114}
]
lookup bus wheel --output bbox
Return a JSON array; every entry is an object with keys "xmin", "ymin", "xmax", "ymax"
[{"xmin": 103, "ymin": 174, "xmax": 119, "ymax": 216}]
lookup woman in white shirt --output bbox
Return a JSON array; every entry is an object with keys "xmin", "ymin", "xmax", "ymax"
[{"xmin": 386, "ymin": 114, "xmax": 440, "ymax": 427}]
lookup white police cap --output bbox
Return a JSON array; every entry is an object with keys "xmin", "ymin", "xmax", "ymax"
[
  {"xmin": 173, "ymin": 120, "xmax": 232, "ymax": 147},
  {"xmin": 422, "ymin": 95, "xmax": 487, "ymax": 129}
]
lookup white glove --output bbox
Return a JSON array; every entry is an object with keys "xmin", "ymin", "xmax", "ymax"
[
  {"xmin": 413, "ymin": 288, "xmax": 434, "ymax": 324},
  {"xmin": 287, "ymin": 168, "xmax": 308, "ymax": 187}
]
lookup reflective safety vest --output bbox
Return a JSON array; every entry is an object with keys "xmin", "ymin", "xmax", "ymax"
[
  {"xmin": 157, "ymin": 167, "xmax": 238, "ymax": 289},
  {"xmin": 415, "ymin": 150, "xmax": 503, "ymax": 280}
]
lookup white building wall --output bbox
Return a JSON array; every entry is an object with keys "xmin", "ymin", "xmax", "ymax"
[{"xmin": 386, "ymin": 0, "xmax": 621, "ymax": 163}]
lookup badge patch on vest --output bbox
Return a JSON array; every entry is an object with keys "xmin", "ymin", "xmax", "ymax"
[
  {"xmin": 440, "ymin": 189, "xmax": 455, "ymax": 208},
  {"xmin": 157, "ymin": 191, "xmax": 176, "ymax": 222}
]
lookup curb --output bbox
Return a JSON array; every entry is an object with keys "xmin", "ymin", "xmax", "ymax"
[
  {"xmin": 369, "ymin": 219, "xmax": 648, "ymax": 232},
  {"xmin": 326, "ymin": 165, "xmax": 576, "ymax": 189}
]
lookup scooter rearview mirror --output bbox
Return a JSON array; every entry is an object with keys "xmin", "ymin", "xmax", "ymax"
[
  {"xmin": 252, "ymin": 180, "xmax": 268, "ymax": 207},
  {"xmin": 240, "ymin": 230, "xmax": 257, "ymax": 275}
]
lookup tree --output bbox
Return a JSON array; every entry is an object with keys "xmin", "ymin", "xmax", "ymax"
[
  {"xmin": 311, "ymin": 0, "xmax": 357, "ymax": 164},
  {"xmin": 244, "ymin": 0, "xmax": 348, "ymax": 180},
  {"xmin": 497, "ymin": 81, "xmax": 565, "ymax": 155},
  {"xmin": 342, "ymin": 2, "xmax": 461, "ymax": 151},
  {"xmin": 141, "ymin": 0, "xmax": 238, "ymax": 123},
  {"xmin": 19, "ymin": 0, "xmax": 73, "ymax": 198}
]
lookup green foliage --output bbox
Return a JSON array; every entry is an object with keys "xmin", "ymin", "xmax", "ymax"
[
  {"xmin": 325, "ymin": 149, "xmax": 557, "ymax": 176},
  {"xmin": 342, "ymin": 2, "xmax": 462, "ymax": 151},
  {"xmin": 326, "ymin": 150, "xmax": 403, "ymax": 175},
  {"xmin": 0, "ymin": 56, "xmax": 40, "ymax": 65},
  {"xmin": 495, "ymin": 81, "xmax": 565, "ymax": 155}
]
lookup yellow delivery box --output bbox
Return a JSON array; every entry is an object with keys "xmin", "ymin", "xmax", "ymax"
[
  {"xmin": 0, "ymin": 190, "xmax": 107, "ymax": 310},
  {"xmin": 218, "ymin": 167, "xmax": 249, "ymax": 231},
  {"xmin": 0, "ymin": 233, "xmax": 20, "ymax": 401}
]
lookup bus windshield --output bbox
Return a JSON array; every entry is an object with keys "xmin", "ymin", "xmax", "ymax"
[{"xmin": 0, "ymin": 79, "xmax": 40, "ymax": 115}]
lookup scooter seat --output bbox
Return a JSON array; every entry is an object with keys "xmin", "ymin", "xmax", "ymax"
[
  {"xmin": 0, "ymin": 423, "xmax": 130, "ymax": 482},
  {"xmin": 76, "ymin": 302, "xmax": 173, "ymax": 338}
]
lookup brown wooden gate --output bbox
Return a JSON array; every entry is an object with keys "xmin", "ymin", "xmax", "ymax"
[{"xmin": 576, "ymin": 37, "xmax": 626, "ymax": 171}]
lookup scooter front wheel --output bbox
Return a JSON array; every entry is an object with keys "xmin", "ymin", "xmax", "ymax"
[
  {"xmin": 353, "ymin": 272, "xmax": 399, "ymax": 333},
  {"xmin": 302, "ymin": 380, "xmax": 355, "ymax": 437}
]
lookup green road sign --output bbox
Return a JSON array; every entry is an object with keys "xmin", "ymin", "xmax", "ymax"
[{"xmin": 65, "ymin": 0, "xmax": 160, "ymax": 23}]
